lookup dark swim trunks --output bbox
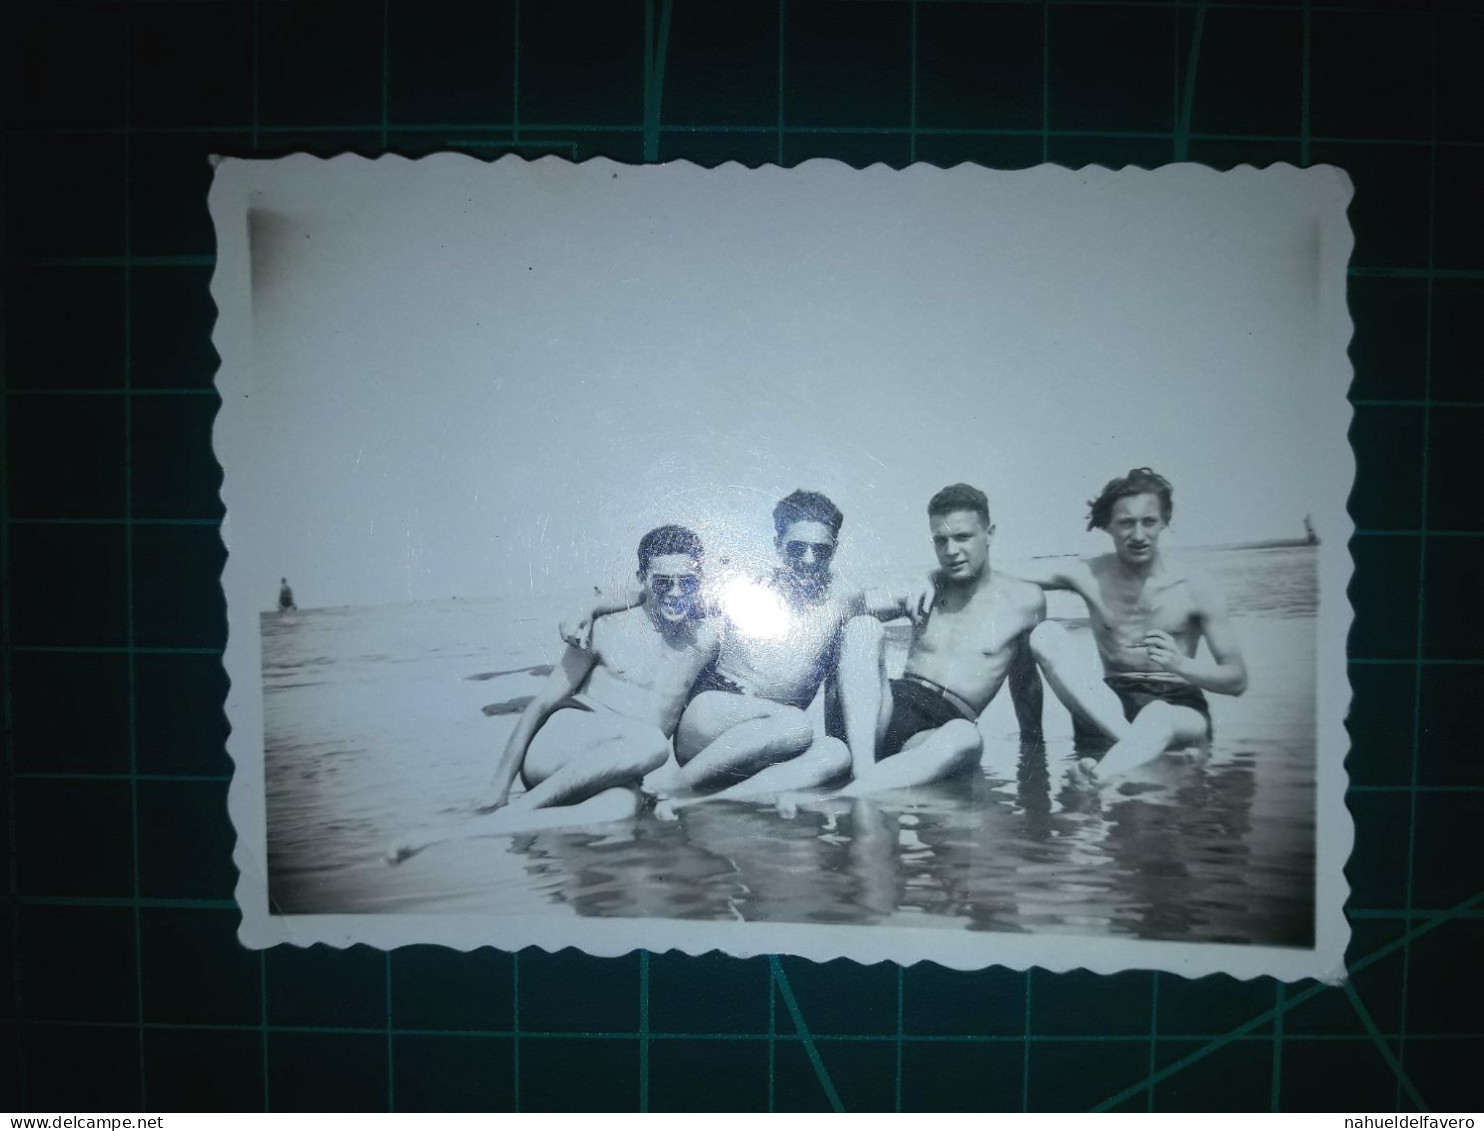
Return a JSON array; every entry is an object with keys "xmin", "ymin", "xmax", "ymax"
[
  {"xmin": 688, "ymin": 665, "xmax": 746, "ymax": 702},
  {"xmin": 1104, "ymin": 674, "xmax": 1212, "ymax": 735},
  {"xmin": 878, "ymin": 675, "xmax": 977, "ymax": 760}
]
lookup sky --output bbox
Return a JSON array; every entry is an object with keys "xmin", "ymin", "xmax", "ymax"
[{"xmin": 213, "ymin": 155, "xmax": 1353, "ymax": 609}]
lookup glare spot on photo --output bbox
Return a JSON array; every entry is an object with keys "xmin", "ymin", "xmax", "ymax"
[{"xmin": 718, "ymin": 576, "xmax": 790, "ymax": 640}]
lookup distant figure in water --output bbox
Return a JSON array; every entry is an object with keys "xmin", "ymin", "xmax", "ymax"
[
  {"xmin": 277, "ymin": 578, "xmax": 297, "ymax": 613},
  {"xmin": 387, "ymin": 525, "xmax": 721, "ymax": 863},
  {"xmin": 1015, "ymin": 468, "xmax": 1248, "ymax": 789}
]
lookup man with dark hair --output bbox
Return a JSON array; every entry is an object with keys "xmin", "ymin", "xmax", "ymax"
[
  {"xmin": 1019, "ymin": 468, "xmax": 1248, "ymax": 786},
  {"xmin": 561, "ymin": 491, "xmax": 911, "ymax": 811},
  {"xmin": 773, "ymin": 488, "xmax": 844, "ymax": 542},
  {"xmin": 387, "ymin": 526, "xmax": 721, "ymax": 859},
  {"xmin": 1085, "ymin": 467, "xmax": 1175, "ymax": 533},
  {"xmin": 828, "ymin": 484, "xmax": 1047, "ymax": 795},
  {"xmin": 927, "ymin": 483, "xmax": 991, "ymax": 525}
]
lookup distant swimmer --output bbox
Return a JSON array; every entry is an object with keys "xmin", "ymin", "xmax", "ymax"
[
  {"xmin": 387, "ymin": 526, "xmax": 720, "ymax": 862},
  {"xmin": 1017, "ymin": 468, "xmax": 1248, "ymax": 788},
  {"xmin": 277, "ymin": 578, "xmax": 297, "ymax": 612},
  {"xmin": 818, "ymin": 483, "xmax": 1046, "ymax": 798}
]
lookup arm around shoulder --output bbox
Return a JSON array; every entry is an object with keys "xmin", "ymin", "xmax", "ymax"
[
  {"xmin": 1018, "ymin": 579, "xmax": 1048, "ymax": 625},
  {"xmin": 1010, "ymin": 557, "xmax": 1082, "ymax": 592},
  {"xmin": 860, "ymin": 579, "xmax": 910, "ymax": 622},
  {"xmin": 558, "ymin": 580, "xmax": 646, "ymax": 649}
]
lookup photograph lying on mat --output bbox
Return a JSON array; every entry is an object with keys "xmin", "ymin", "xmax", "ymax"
[{"xmin": 212, "ymin": 154, "xmax": 1353, "ymax": 980}]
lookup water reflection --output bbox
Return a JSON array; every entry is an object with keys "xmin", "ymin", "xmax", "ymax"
[
  {"xmin": 511, "ymin": 822, "xmax": 745, "ymax": 921},
  {"xmin": 493, "ymin": 742, "xmax": 1291, "ymax": 945},
  {"xmin": 662, "ymin": 802, "xmax": 868, "ymax": 925}
]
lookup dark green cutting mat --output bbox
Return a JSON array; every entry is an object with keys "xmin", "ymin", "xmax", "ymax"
[{"xmin": 3, "ymin": 0, "xmax": 1479, "ymax": 1113}]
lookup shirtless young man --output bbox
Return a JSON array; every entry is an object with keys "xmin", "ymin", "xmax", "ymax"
[
  {"xmin": 831, "ymin": 483, "xmax": 1047, "ymax": 796},
  {"xmin": 1019, "ymin": 468, "xmax": 1248, "ymax": 786},
  {"xmin": 387, "ymin": 526, "xmax": 720, "ymax": 862},
  {"xmin": 563, "ymin": 491, "xmax": 906, "ymax": 809}
]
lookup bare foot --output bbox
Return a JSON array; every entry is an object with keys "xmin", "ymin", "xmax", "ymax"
[{"xmin": 1056, "ymin": 760, "xmax": 1103, "ymax": 813}]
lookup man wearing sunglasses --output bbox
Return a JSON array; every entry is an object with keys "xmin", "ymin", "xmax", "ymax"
[
  {"xmin": 664, "ymin": 489, "xmax": 884, "ymax": 810},
  {"xmin": 563, "ymin": 490, "xmax": 909, "ymax": 812},
  {"xmin": 388, "ymin": 526, "xmax": 721, "ymax": 858}
]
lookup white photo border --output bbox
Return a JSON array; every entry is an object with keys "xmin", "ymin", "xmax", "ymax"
[{"xmin": 212, "ymin": 154, "xmax": 1355, "ymax": 982}]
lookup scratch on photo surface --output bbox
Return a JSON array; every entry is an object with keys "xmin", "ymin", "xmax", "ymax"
[{"xmin": 404, "ymin": 514, "xmax": 416, "ymax": 599}]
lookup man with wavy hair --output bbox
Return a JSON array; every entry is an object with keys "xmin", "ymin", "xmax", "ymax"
[{"xmin": 1020, "ymin": 468, "xmax": 1248, "ymax": 787}]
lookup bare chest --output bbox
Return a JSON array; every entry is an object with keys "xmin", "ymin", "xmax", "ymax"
[
  {"xmin": 1090, "ymin": 575, "xmax": 1198, "ymax": 635},
  {"xmin": 595, "ymin": 620, "xmax": 708, "ymax": 688},
  {"xmin": 915, "ymin": 592, "xmax": 1023, "ymax": 658},
  {"xmin": 720, "ymin": 589, "xmax": 851, "ymax": 663}
]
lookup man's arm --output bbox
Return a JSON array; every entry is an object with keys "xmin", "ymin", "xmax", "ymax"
[
  {"xmin": 1006, "ymin": 589, "xmax": 1047, "ymax": 743},
  {"xmin": 1007, "ymin": 558, "xmax": 1080, "ymax": 592},
  {"xmin": 1143, "ymin": 579, "xmax": 1248, "ymax": 696},
  {"xmin": 475, "ymin": 646, "xmax": 597, "ymax": 810},
  {"xmin": 863, "ymin": 572, "xmax": 937, "ymax": 624},
  {"xmin": 559, "ymin": 581, "xmax": 644, "ymax": 650}
]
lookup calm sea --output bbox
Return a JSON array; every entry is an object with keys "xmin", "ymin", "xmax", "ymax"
[{"xmin": 262, "ymin": 544, "xmax": 1318, "ymax": 947}]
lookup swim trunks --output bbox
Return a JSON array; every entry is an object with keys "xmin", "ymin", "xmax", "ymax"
[
  {"xmin": 1104, "ymin": 674, "xmax": 1212, "ymax": 735},
  {"xmin": 878, "ymin": 674, "xmax": 977, "ymax": 760},
  {"xmin": 688, "ymin": 665, "xmax": 746, "ymax": 702}
]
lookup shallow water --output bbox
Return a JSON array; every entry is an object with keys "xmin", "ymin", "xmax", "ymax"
[{"xmin": 263, "ymin": 545, "xmax": 1317, "ymax": 947}]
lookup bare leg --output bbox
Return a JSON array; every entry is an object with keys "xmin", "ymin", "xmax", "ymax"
[
  {"xmin": 509, "ymin": 719, "xmax": 669, "ymax": 814},
  {"xmin": 659, "ymin": 737, "xmax": 850, "ymax": 817},
  {"xmin": 388, "ymin": 713, "xmax": 664, "ymax": 864},
  {"xmin": 388, "ymin": 787, "xmax": 640, "ymax": 863},
  {"xmin": 1079, "ymin": 701, "xmax": 1209, "ymax": 784},
  {"xmin": 1028, "ymin": 621, "xmax": 1130, "ymax": 741},
  {"xmin": 674, "ymin": 700, "xmax": 815, "ymax": 791},
  {"xmin": 837, "ymin": 719, "xmax": 983, "ymax": 797},
  {"xmin": 838, "ymin": 615, "xmax": 893, "ymax": 774}
]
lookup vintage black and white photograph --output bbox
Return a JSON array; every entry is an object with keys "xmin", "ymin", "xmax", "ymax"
[{"xmin": 213, "ymin": 155, "xmax": 1352, "ymax": 979}]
